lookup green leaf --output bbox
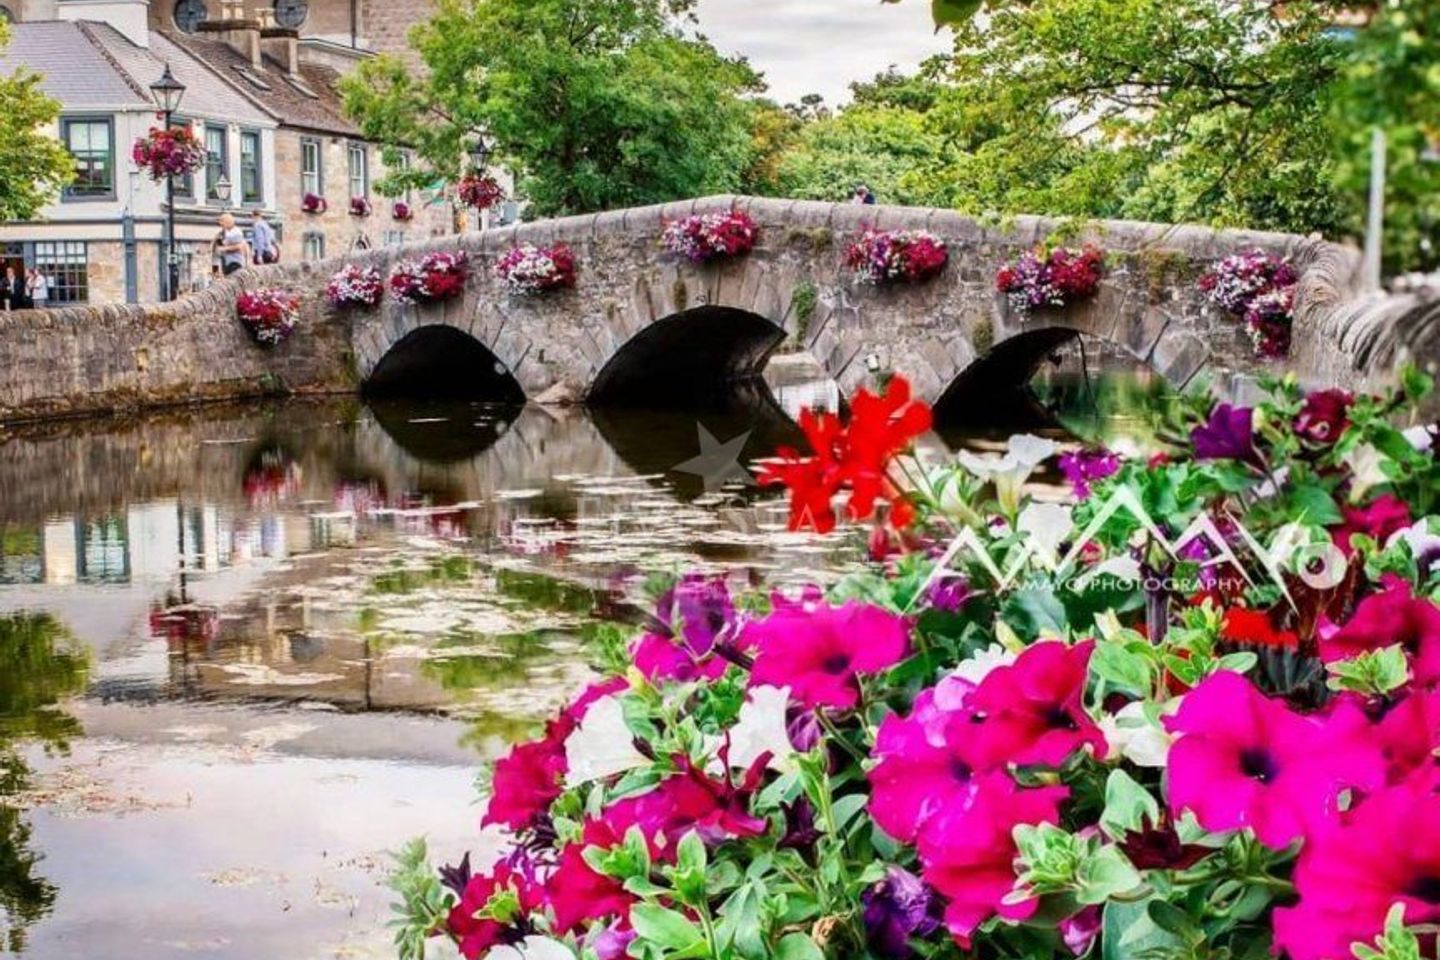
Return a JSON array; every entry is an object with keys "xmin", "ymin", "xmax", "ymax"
[
  {"xmin": 932, "ymin": 0, "xmax": 982, "ymax": 29},
  {"xmin": 630, "ymin": 904, "xmax": 706, "ymax": 953},
  {"xmin": 1075, "ymin": 845, "xmax": 1143, "ymax": 904},
  {"xmin": 1100, "ymin": 769, "xmax": 1161, "ymax": 841},
  {"xmin": 775, "ymin": 932, "xmax": 825, "ymax": 960}
]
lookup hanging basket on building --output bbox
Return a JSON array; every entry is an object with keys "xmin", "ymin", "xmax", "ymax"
[
  {"xmin": 301, "ymin": 193, "xmax": 328, "ymax": 214},
  {"xmin": 392, "ymin": 201, "xmax": 414, "ymax": 222},
  {"xmin": 349, "ymin": 196, "xmax": 373, "ymax": 217},
  {"xmin": 458, "ymin": 173, "xmax": 504, "ymax": 211},
  {"xmin": 132, "ymin": 126, "xmax": 206, "ymax": 182},
  {"xmin": 237, "ymin": 289, "xmax": 301, "ymax": 346}
]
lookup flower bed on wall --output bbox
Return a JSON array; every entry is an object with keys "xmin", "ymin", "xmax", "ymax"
[
  {"xmin": 236, "ymin": 289, "xmax": 300, "ymax": 346},
  {"xmin": 495, "ymin": 243, "xmax": 577, "ymax": 295},
  {"xmin": 843, "ymin": 228, "xmax": 949, "ymax": 284},
  {"xmin": 326, "ymin": 264, "xmax": 384, "ymax": 309},
  {"xmin": 131, "ymin": 126, "xmax": 206, "ymax": 181},
  {"xmin": 995, "ymin": 246, "xmax": 1106, "ymax": 315},
  {"xmin": 1198, "ymin": 251, "xmax": 1300, "ymax": 360},
  {"xmin": 387, "ymin": 361, "xmax": 1440, "ymax": 960},
  {"xmin": 660, "ymin": 210, "xmax": 758, "ymax": 264},
  {"xmin": 389, "ymin": 251, "xmax": 470, "ymax": 305}
]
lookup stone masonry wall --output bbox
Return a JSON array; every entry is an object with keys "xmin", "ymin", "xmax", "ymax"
[{"xmin": 0, "ymin": 195, "xmax": 1391, "ymax": 424}]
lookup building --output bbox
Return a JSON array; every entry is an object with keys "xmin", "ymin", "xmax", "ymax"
[{"xmin": 0, "ymin": 0, "xmax": 466, "ymax": 304}]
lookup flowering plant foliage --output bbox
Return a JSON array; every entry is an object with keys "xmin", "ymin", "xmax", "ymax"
[
  {"xmin": 301, "ymin": 193, "xmax": 328, "ymax": 214},
  {"xmin": 1198, "ymin": 250, "xmax": 1300, "ymax": 360},
  {"xmin": 995, "ymin": 246, "xmax": 1105, "ymax": 315},
  {"xmin": 495, "ymin": 243, "xmax": 578, "ymax": 295},
  {"xmin": 325, "ymin": 263, "xmax": 384, "ymax": 309},
  {"xmin": 388, "ymin": 251, "xmax": 470, "ymax": 305},
  {"xmin": 660, "ymin": 211, "xmax": 758, "ymax": 264},
  {"xmin": 131, "ymin": 126, "xmax": 206, "ymax": 181},
  {"xmin": 235, "ymin": 289, "xmax": 300, "ymax": 346},
  {"xmin": 458, "ymin": 173, "xmax": 504, "ymax": 211},
  {"xmin": 350, "ymin": 196, "xmax": 373, "ymax": 217},
  {"xmin": 394, "ymin": 363, "xmax": 1440, "ymax": 960},
  {"xmin": 843, "ymin": 229, "xmax": 948, "ymax": 285},
  {"xmin": 393, "ymin": 201, "xmax": 413, "ymax": 221}
]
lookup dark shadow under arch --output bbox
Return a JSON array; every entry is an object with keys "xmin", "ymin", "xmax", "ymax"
[
  {"xmin": 367, "ymin": 397, "xmax": 520, "ymax": 465},
  {"xmin": 588, "ymin": 306, "xmax": 786, "ymax": 407},
  {"xmin": 363, "ymin": 326, "xmax": 526, "ymax": 404},
  {"xmin": 933, "ymin": 328, "xmax": 1082, "ymax": 430}
]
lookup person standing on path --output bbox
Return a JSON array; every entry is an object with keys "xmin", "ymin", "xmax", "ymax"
[
  {"xmin": 216, "ymin": 213, "xmax": 250, "ymax": 277},
  {"xmin": 250, "ymin": 209, "xmax": 279, "ymax": 265},
  {"xmin": 27, "ymin": 268, "xmax": 48, "ymax": 309}
]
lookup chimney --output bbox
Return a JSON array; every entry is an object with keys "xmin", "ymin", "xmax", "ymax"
[
  {"xmin": 197, "ymin": 0, "xmax": 262, "ymax": 69},
  {"xmin": 258, "ymin": 11, "xmax": 300, "ymax": 77},
  {"xmin": 58, "ymin": 0, "xmax": 151, "ymax": 48}
]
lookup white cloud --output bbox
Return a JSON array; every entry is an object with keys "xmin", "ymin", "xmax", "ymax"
[{"xmin": 692, "ymin": 0, "xmax": 951, "ymax": 105}]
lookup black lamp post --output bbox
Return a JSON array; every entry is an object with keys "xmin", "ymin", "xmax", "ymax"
[
  {"xmin": 150, "ymin": 64, "xmax": 186, "ymax": 301},
  {"xmin": 467, "ymin": 135, "xmax": 490, "ymax": 174}
]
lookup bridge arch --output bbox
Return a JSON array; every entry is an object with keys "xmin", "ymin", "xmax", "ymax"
[{"xmin": 359, "ymin": 320, "xmax": 525, "ymax": 404}]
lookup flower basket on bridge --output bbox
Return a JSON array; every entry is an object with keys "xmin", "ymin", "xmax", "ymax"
[
  {"xmin": 236, "ymin": 289, "xmax": 301, "ymax": 346},
  {"xmin": 495, "ymin": 243, "xmax": 577, "ymax": 295},
  {"xmin": 458, "ymin": 173, "xmax": 504, "ymax": 211},
  {"xmin": 301, "ymin": 193, "xmax": 328, "ymax": 215},
  {"xmin": 326, "ymin": 264, "xmax": 385, "ymax": 309},
  {"xmin": 1198, "ymin": 250, "xmax": 1299, "ymax": 360},
  {"xmin": 131, "ymin": 126, "xmax": 206, "ymax": 181},
  {"xmin": 660, "ymin": 210, "xmax": 759, "ymax": 264},
  {"xmin": 349, "ymin": 197, "xmax": 373, "ymax": 217},
  {"xmin": 995, "ymin": 246, "xmax": 1105, "ymax": 316},
  {"xmin": 388, "ymin": 251, "xmax": 470, "ymax": 305},
  {"xmin": 844, "ymin": 228, "xmax": 949, "ymax": 285},
  {"xmin": 392, "ymin": 201, "xmax": 414, "ymax": 222}
]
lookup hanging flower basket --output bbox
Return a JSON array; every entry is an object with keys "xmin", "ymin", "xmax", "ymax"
[
  {"xmin": 495, "ymin": 243, "xmax": 577, "ymax": 295},
  {"xmin": 995, "ymin": 246, "xmax": 1106, "ymax": 315},
  {"xmin": 242, "ymin": 445, "xmax": 303, "ymax": 508},
  {"xmin": 1198, "ymin": 250, "xmax": 1299, "ymax": 360},
  {"xmin": 236, "ymin": 289, "xmax": 301, "ymax": 346},
  {"xmin": 131, "ymin": 126, "xmax": 206, "ymax": 181},
  {"xmin": 458, "ymin": 173, "xmax": 504, "ymax": 211},
  {"xmin": 326, "ymin": 264, "xmax": 384, "ymax": 309},
  {"xmin": 388, "ymin": 251, "xmax": 469, "ymax": 305},
  {"xmin": 843, "ymin": 228, "xmax": 949, "ymax": 285},
  {"xmin": 392, "ymin": 201, "xmax": 413, "ymax": 222},
  {"xmin": 349, "ymin": 196, "xmax": 372, "ymax": 217},
  {"xmin": 301, "ymin": 193, "xmax": 328, "ymax": 215},
  {"xmin": 660, "ymin": 210, "xmax": 759, "ymax": 264}
]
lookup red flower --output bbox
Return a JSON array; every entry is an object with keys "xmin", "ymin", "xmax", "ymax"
[
  {"xmin": 1331, "ymin": 495, "xmax": 1412, "ymax": 556},
  {"xmin": 1221, "ymin": 606, "xmax": 1299, "ymax": 649},
  {"xmin": 1321, "ymin": 576, "xmax": 1440, "ymax": 687},
  {"xmin": 1293, "ymin": 389, "xmax": 1354, "ymax": 445},
  {"xmin": 547, "ymin": 818, "xmax": 637, "ymax": 934},
  {"xmin": 447, "ymin": 860, "xmax": 543, "ymax": 959}
]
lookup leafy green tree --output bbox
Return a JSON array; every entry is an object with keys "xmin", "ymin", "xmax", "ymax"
[
  {"xmin": 0, "ymin": 21, "xmax": 76, "ymax": 220},
  {"xmin": 340, "ymin": 0, "xmax": 763, "ymax": 217}
]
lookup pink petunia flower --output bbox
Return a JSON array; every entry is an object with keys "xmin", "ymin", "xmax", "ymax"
[
  {"xmin": 1321, "ymin": 576, "xmax": 1440, "ymax": 688},
  {"xmin": 966, "ymin": 641, "xmax": 1107, "ymax": 766},
  {"xmin": 448, "ymin": 859, "xmax": 545, "ymax": 958},
  {"xmin": 917, "ymin": 775, "xmax": 1068, "ymax": 947},
  {"xmin": 546, "ymin": 817, "xmax": 637, "ymax": 935},
  {"xmin": 1331, "ymin": 495, "xmax": 1413, "ymax": 557},
  {"xmin": 1272, "ymin": 773, "xmax": 1440, "ymax": 960},
  {"xmin": 1373, "ymin": 687, "xmax": 1440, "ymax": 782},
  {"xmin": 747, "ymin": 600, "xmax": 910, "ymax": 710},
  {"xmin": 1164, "ymin": 671, "xmax": 1386, "ymax": 848}
]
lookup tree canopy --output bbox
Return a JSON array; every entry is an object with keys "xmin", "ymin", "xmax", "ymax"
[
  {"xmin": 0, "ymin": 22, "xmax": 75, "ymax": 220},
  {"xmin": 340, "ymin": 0, "xmax": 764, "ymax": 217}
]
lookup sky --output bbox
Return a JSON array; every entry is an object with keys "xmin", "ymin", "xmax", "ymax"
[{"xmin": 692, "ymin": 0, "xmax": 951, "ymax": 106}]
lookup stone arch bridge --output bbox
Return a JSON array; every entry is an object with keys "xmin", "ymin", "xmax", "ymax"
[{"xmin": 0, "ymin": 195, "xmax": 1411, "ymax": 424}]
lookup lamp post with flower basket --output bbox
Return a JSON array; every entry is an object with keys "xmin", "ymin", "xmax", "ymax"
[{"xmin": 148, "ymin": 64, "xmax": 187, "ymax": 301}]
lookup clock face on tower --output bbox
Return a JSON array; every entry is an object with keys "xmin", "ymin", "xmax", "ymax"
[
  {"xmin": 273, "ymin": 0, "xmax": 308, "ymax": 28},
  {"xmin": 173, "ymin": 0, "xmax": 207, "ymax": 32}
]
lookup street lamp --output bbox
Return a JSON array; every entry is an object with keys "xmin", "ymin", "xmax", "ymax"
[
  {"xmin": 150, "ymin": 64, "xmax": 186, "ymax": 301},
  {"xmin": 213, "ymin": 174, "xmax": 232, "ymax": 205},
  {"xmin": 467, "ymin": 135, "xmax": 490, "ymax": 174}
]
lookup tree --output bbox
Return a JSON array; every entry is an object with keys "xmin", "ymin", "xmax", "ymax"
[
  {"xmin": 340, "ymin": 0, "xmax": 764, "ymax": 217},
  {"xmin": 0, "ymin": 21, "xmax": 75, "ymax": 220}
]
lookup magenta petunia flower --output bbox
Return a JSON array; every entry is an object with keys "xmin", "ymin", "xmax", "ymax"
[
  {"xmin": 747, "ymin": 600, "xmax": 911, "ymax": 710},
  {"xmin": 1272, "ymin": 773, "xmax": 1440, "ymax": 960},
  {"xmin": 917, "ymin": 775, "xmax": 1068, "ymax": 947},
  {"xmin": 633, "ymin": 631, "xmax": 728, "ymax": 682},
  {"xmin": 1190, "ymin": 404, "xmax": 1258, "ymax": 463},
  {"xmin": 1374, "ymin": 687, "xmax": 1440, "ymax": 781},
  {"xmin": 1057, "ymin": 448, "xmax": 1121, "ymax": 499},
  {"xmin": 1164, "ymin": 671, "xmax": 1386, "ymax": 848},
  {"xmin": 1331, "ymin": 495, "xmax": 1413, "ymax": 557},
  {"xmin": 966, "ymin": 641, "xmax": 1107, "ymax": 767},
  {"xmin": 448, "ymin": 859, "xmax": 544, "ymax": 958},
  {"xmin": 1293, "ymin": 388, "xmax": 1354, "ymax": 445},
  {"xmin": 1321, "ymin": 576, "xmax": 1440, "ymax": 687},
  {"xmin": 546, "ymin": 817, "xmax": 637, "ymax": 935}
]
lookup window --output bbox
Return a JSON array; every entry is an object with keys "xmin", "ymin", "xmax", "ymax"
[
  {"xmin": 33, "ymin": 241, "xmax": 89, "ymax": 304},
  {"xmin": 301, "ymin": 232, "xmax": 324, "ymax": 261},
  {"xmin": 347, "ymin": 143, "xmax": 368, "ymax": 200},
  {"xmin": 239, "ymin": 130, "xmax": 262, "ymax": 205},
  {"xmin": 171, "ymin": 118, "xmax": 194, "ymax": 199},
  {"xmin": 394, "ymin": 151, "xmax": 413, "ymax": 205},
  {"xmin": 300, "ymin": 137, "xmax": 322, "ymax": 197},
  {"xmin": 204, "ymin": 125, "xmax": 228, "ymax": 202},
  {"xmin": 61, "ymin": 118, "xmax": 114, "ymax": 199},
  {"xmin": 383, "ymin": 230, "xmax": 406, "ymax": 247}
]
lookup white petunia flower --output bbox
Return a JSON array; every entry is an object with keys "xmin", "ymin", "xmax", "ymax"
[
  {"xmin": 724, "ymin": 685, "xmax": 795, "ymax": 772},
  {"xmin": 949, "ymin": 643, "xmax": 1016, "ymax": 687},
  {"xmin": 1017, "ymin": 501, "xmax": 1074, "ymax": 566},
  {"xmin": 1342, "ymin": 442, "xmax": 1389, "ymax": 502},
  {"xmin": 564, "ymin": 695, "xmax": 648, "ymax": 786},
  {"xmin": 1099, "ymin": 701, "xmax": 1172, "ymax": 768},
  {"xmin": 956, "ymin": 434, "xmax": 1059, "ymax": 515}
]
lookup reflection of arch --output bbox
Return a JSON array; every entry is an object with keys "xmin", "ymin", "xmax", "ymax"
[
  {"xmin": 363, "ymin": 326, "xmax": 525, "ymax": 404},
  {"xmin": 590, "ymin": 378, "xmax": 806, "ymax": 501},
  {"xmin": 589, "ymin": 306, "xmax": 786, "ymax": 405},
  {"xmin": 368, "ymin": 396, "xmax": 520, "ymax": 464}
]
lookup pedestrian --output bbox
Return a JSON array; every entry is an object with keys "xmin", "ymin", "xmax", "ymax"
[
  {"xmin": 0, "ymin": 267, "xmax": 11, "ymax": 311},
  {"xmin": 27, "ymin": 268, "xmax": 48, "ymax": 309},
  {"xmin": 852, "ymin": 183, "xmax": 877, "ymax": 205},
  {"xmin": 250, "ymin": 208, "xmax": 279, "ymax": 265},
  {"xmin": 215, "ymin": 212, "xmax": 250, "ymax": 277}
]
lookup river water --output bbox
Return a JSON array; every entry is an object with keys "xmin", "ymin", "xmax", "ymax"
[{"xmin": 0, "ymin": 360, "xmax": 1165, "ymax": 958}]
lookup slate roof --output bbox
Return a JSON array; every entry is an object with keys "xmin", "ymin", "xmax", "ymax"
[{"xmin": 0, "ymin": 21, "xmax": 151, "ymax": 108}]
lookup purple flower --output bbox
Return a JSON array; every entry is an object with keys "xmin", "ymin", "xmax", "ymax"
[
  {"xmin": 778, "ymin": 796, "xmax": 823, "ymax": 850},
  {"xmin": 664, "ymin": 574, "xmax": 736, "ymax": 657},
  {"xmin": 1190, "ymin": 404, "xmax": 1258, "ymax": 463},
  {"xmin": 925, "ymin": 576, "xmax": 972, "ymax": 613},
  {"xmin": 437, "ymin": 851, "xmax": 472, "ymax": 896},
  {"xmin": 591, "ymin": 922, "xmax": 637, "ymax": 960},
  {"xmin": 862, "ymin": 866, "xmax": 941, "ymax": 959},
  {"xmin": 1057, "ymin": 448, "xmax": 1121, "ymax": 499}
]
